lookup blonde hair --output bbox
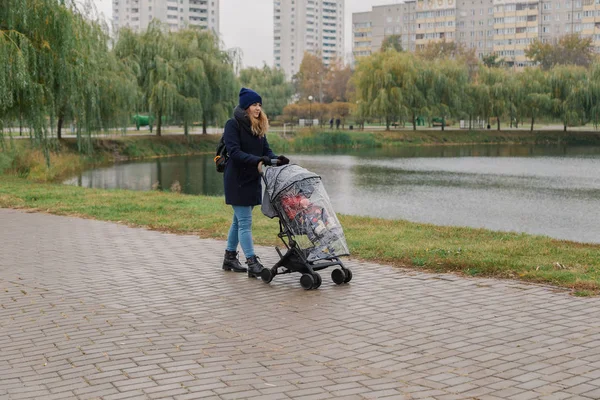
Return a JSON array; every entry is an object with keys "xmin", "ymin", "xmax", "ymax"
[{"xmin": 248, "ymin": 110, "xmax": 269, "ymax": 137}]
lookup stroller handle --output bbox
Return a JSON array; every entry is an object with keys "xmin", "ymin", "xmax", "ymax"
[{"xmin": 258, "ymin": 159, "xmax": 281, "ymax": 175}]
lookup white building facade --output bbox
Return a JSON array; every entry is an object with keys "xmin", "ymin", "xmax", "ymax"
[
  {"xmin": 274, "ymin": 0, "xmax": 345, "ymax": 78},
  {"xmin": 113, "ymin": 0, "xmax": 219, "ymax": 34}
]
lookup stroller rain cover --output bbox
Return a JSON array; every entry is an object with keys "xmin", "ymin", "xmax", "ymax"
[{"xmin": 261, "ymin": 164, "xmax": 350, "ymax": 262}]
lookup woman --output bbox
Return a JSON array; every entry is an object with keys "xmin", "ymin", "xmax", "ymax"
[{"xmin": 222, "ymin": 88, "xmax": 290, "ymax": 277}]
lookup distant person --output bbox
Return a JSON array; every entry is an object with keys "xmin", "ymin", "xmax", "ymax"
[
  {"xmin": 329, "ymin": 118, "xmax": 334, "ymax": 129},
  {"xmin": 221, "ymin": 88, "xmax": 290, "ymax": 277},
  {"xmin": 335, "ymin": 118, "xmax": 341, "ymax": 130}
]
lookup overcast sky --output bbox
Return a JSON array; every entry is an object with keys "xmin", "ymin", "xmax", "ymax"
[{"xmin": 93, "ymin": 0, "xmax": 401, "ymax": 68}]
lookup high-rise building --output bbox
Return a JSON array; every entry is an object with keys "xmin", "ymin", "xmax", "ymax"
[
  {"xmin": 353, "ymin": 0, "xmax": 490, "ymax": 61},
  {"xmin": 113, "ymin": 0, "xmax": 219, "ymax": 34},
  {"xmin": 352, "ymin": 12, "xmax": 373, "ymax": 58},
  {"xmin": 353, "ymin": 0, "xmax": 600, "ymax": 68},
  {"xmin": 274, "ymin": 0, "xmax": 345, "ymax": 78}
]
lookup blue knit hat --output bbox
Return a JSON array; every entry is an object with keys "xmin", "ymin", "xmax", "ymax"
[{"xmin": 239, "ymin": 88, "xmax": 262, "ymax": 110}]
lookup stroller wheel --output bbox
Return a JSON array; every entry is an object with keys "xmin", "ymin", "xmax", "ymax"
[
  {"xmin": 312, "ymin": 272, "xmax": 322, "ymax": 289},
  {"xmin": 344, "ymin": 268, "xmax": 353, "ymax": 283},
  {"xmin": 300, "ymin": 274, "xmax": 315, "ymax": 290},
  {"xmin": 261, "ymin": 268, "xmax": 274, "ymax": 284},
  {"xmin": 331, "ymin": 268, "xmax": 345, "ymax": 285}
]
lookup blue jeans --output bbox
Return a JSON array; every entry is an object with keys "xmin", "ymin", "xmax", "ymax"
[{"xmin": 226, "ymin": 205, "xmax": 255, "ymax": 259}]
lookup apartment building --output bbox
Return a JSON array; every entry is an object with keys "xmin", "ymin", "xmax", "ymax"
[
  {"xmin": 274, "ymin": 0, "xmax": 345, "ymax": 78},
  {"xmin": 539, "ymin": 0, "xmax": 600, "ymax": 51},
  {"xmin": 113, "ymin": 0, "xmax": 219, "ymax": 34},
  {"xmin": 354, "ymin": 0, "xmax": 600, "ymax": 67},
  {"xmin": 455, "ymin": 0, "xmax": 494, "ymax": 57},
  {"xmin": 353, "ymin": 12, "xmax": 373, "ymax": 58},
  {"xmin": 353, "ymin": 0, "xmax": 491, "ymax": 61},
  {"xmin": 492, "ymin": 0, "xmax": 538, "ymax": 66}
]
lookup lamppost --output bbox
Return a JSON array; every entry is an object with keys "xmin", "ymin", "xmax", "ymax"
[{"xmin": 308, "ymin": 95, "xmax": 314, "ymax": 126}]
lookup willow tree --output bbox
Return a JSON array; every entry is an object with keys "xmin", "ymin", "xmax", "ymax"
[
  {"xmin": 519, "ymin": 68, "xmax": 551, "ymax": 131},
  {"xmin": 190, "ymin": 31, "xmax": 237, "ymax": 134},
  {"xmin": 460, "ymin": 79, "xmax": 485, "ymax": 130},
  {"xmin": 115, "ymin": 23, "xmax": 236, "ymax": 136},
  {"xmin": 353, "ymin": 51, "xmax": 408, "ymax": 130},
  {"xmin": 1, "ymin": 0, "xmax": 136, "ymax": 157},
  {"xmin": 1, "ymin": 0, "xmax": 81, "ymax": 148},
  {"xmin": 548, "ymin": 65, "xmax": 587, "ymax": 132},
  {"xmin": 65, "ymin": 11, "xmax": 137, "ymax": 149},
  {"xmin": 402, "ymin": 56, "xmax": 434, "ymax": 130},
  {"xmin": 239, "ymin": 65, "xmax": 292, "ymax": 118},
  {"xmin": 114, "ymin": 23, "xmax": 172, "ymax": 136},
  {"xmin": 0, "ymin": 2, "xmax": 46, "ymax": 140},
  {"xmin": 583, "ymin": 63, "xmax": 600, "ymax": 129},
  {"xmin": 480, "ymin": 67, "xmax": 508, "ymax": 130},
  {"xmin": 505, "ymin": 72, "xmax": 525, "ymax": 128},
  {"xmin": 432, "ymin": 59, "xmax": 468, "ymax": 131},
  {"xmin": 96, "ymin": 48, "xmax": 140, "ymax": 137}
]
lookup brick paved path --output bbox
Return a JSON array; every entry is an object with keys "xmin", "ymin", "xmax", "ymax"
[{"xmin": 2, "ymin": 208, "xmax": 600, "ymax": 400}]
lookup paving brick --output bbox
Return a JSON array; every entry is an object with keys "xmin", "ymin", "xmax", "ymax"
[{"xmin": 4, "ymin": 208, "xmax": 600, "ymax": 400}]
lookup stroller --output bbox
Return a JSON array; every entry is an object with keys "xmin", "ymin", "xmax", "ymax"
[{"xmin": 260, "ymin": 163, "xmax": 352, "ymax": 290}]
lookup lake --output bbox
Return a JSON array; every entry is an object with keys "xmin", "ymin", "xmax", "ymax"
[{"xmin": 64, "ymin": 144, "xmax": 600, "ymax": 244}]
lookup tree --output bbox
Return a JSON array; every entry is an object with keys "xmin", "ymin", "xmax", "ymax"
[
  {"xmin": 518, "ymin": 68, "xmax": 551, "ymax": 131},
  {"xmin": 524, "ymin": 40, "xmax": 554, "ymax": 70},
  {"xmin": 281, "ymin": 103, "xmax": 303, "ymax": 124},
  {"xmin": 432, "ymin": 60, "xmax": 469, "ymax": 130},
  {"xmin": 312, "ymin": 102, "xmax": 330, "ymax": 127},
  {"xmin": 402, "ymin": 57, "xmax": 433, "ymax": 130},
  {"xmin": 294, "ymin": 52, "xmax": 327, "ymax": 102},
  {"xmin": 462, "ymin": 81, "xmax": 489, "ymax": 130},
  {"xmin": 479, "ymin": 67, "xmax": 508, "ymax": 130},
  {"xmin": 582, "ymin": 63, "xmax": 600, "ymax": 129},
  {"xmin": 481, "ymin": 54, "xmax": 504, "ymax": 68},
  {"xmin": 525, "ymin": 34, "xmax": 594, "ymax": 70},
  {"xmin": 417, "ymin": 39, "xmax": 479, "ymax": 76},
  {"xmin": 1, "ymin": 0, "xmax": 136, "ymax": 158},
  {"xmin": 189, "ymin": 31, "xmax": 237, "ymax": 134},
  {"xmin": 115, "ymin": 23, "xmax": 237, "ymax": 136},
  {"xmin": 239, "ymin": 65, "xmax": 293, "ymax": 118},
  {"xmin": 353, "ymin": 51, "xmax": 410, "ymax": 130},
  {"xmin": 548, "ymin": 65, "xmax": 588, "ymax": 131},
  {"xmin": 324, "ymin": 60, "xmax": 352, "ymax": 102},
  {"xmin": 380, "ymin": 35, "xmax": 403, "ymax": 52}
]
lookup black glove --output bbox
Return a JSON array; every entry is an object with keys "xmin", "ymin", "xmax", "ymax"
[
  {"xmin": 277, "ymin": 155, "xmax": 290, "ymax": 165},
  {"xmin": 259, "ymin": 156, "xmax": 272, "ymax": 166}
]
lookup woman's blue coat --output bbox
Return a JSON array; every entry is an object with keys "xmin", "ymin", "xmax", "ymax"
[{"xmin": 223, "ymin": 107, "xmax": 277, "ymax": 206}]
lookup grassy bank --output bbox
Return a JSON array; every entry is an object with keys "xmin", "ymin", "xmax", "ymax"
[
  {"xmin": 267, "ymin": 129, "xmax": 600, "ymax": 152},
  {"xmin": 1, "ymin": 175, "xmax": 599, "ymax": 295},
  {"xmin": 0, "ymin": 135, "xmax": 221, "ymax": 182}
]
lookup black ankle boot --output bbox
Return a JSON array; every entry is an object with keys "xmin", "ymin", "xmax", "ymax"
[
  {"xmin": 222, "ymin": 250, "xmax": 247, "ymax": 272},
  {"xmin": 246, "ymin": 255, "xmax": 264, "ymax": 278}
]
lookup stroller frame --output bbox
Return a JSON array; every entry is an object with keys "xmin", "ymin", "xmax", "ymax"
[{"xmin": 259, "ymin": 165, "xmax": 352, "ymax": 290}]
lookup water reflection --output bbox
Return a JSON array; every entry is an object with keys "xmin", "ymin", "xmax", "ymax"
[
  {"xmin": 64, "ymin": 144, "xmax": 600, "ymax": 243},
  {"xmin": 65, "ymin": 156, "xmax": 223, "ymax": 195}
]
